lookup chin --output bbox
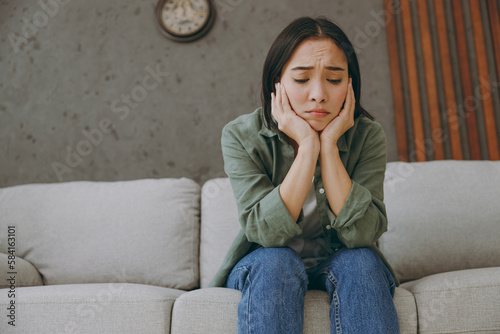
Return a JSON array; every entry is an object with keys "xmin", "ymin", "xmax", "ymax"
[{"xmin": 307, "ymin": 120, "xmax": 328, "ymax": 132}]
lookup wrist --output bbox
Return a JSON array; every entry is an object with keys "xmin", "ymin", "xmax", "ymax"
[
  {"xmin": 320, "ymin": 130, "xmax": 340, "ymax": 145},
  {"xmin": 320, "ymin": 138, "xmax": 339, "ymax": 151},
  {"xmin": 320, "ymin": 141, "xmax": 340, "ymax": 162},
  {"xmin": 297, "ymin": 136, "xmax": 320, "ymax": 156}
]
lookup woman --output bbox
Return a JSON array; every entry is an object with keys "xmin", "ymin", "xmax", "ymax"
[{"xmin": 210, "ymin": 16, "xmax": 399, "ymax": 334}]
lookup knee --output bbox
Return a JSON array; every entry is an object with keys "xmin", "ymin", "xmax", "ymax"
[
  {"xmin": 255, "ymin": 247, "xmax": 305, "ymax": 273},
  {"xmin": 334, "ymin": 248, "xmax": 388, "ymax": 281},
  {"xmin": 250, "ymin": 247, "xmax": 308, "ymax": 286}
]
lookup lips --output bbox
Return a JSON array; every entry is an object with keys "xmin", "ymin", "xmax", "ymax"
[{"xmin": 307, "ymin": 108, "xmax": 330, "ymax": 118}]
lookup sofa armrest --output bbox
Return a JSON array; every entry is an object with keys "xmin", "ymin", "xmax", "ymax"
[{"xmin": 0, "ymin": 253, "xmax": 43, "ymax": 288}]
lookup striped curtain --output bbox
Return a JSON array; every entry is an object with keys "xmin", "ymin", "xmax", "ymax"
[{"xmin": 384, "ymin": 0, "xmax": 500, "ymax": 161}]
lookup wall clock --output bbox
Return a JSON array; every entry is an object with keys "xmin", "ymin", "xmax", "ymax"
[{"xmin": 156, "ymin": 0, "xmax": 216, "ymax": 42}]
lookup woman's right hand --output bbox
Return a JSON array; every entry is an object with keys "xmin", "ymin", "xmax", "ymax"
[{"xmin": 271, "ymin": 82, "xmax": 319, "ymax": 150}]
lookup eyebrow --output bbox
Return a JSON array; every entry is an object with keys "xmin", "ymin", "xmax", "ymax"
[{"xmin": 291, "ymin": 66, "xmax": 345, "ymax": 71}]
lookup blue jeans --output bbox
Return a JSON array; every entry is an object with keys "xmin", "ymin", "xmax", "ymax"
[{"xmin": 226, "ymin": 247, "xmax": 399, "ymax": 334}]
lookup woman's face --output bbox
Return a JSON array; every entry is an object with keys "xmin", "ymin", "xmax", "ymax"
[{"xmin": 280, "ymin": 38, "xmax": 349, "ymax": 132}]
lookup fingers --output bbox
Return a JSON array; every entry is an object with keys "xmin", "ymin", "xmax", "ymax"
[
  {"xmin": 340, "ymin": 79, "xmax": 355, "ymax": 118},
  {"xmin": 280, "ymin": 83, "xmax": 293, "ymax": 113},
  {"xmin": 275, "ymin": 82, "xmax": 285, "ymax": 113},
  {"xmin": 271, "ymin": 83, "xmax": 280, "ymax": 121},
  {"xmin": 348, "ymin": 80, "xmax": 355, "ymax": 115},
  {"xmin": 345, "ymin": 80, "xmax": 354, "ymax": 114},
  {"xmin": 344, "ymin": 80, "xmax": 355, "ymax": 129},
  {"xmin": 271, "ymin": 91, "xmax": 276, "ymax": 116},
  {"xmin": 276, "ymin": 82, "xmax": 282, "ymax": 111},
  {"xmin": 272, "ymin": 82, "xmax": 293, "ymax": 120}
]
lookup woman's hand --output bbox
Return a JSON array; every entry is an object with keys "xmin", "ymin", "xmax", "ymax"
[
  {"xmin": 272, "ymin": 82, "xmax": 319, "ymax": 149},
  {"xmin": 320, "ymin": 79, "xmax": 355, "ymax": 146},
  {"xmin": 272, "ymin": 83, "xmax": 319, "ymax": 222}
]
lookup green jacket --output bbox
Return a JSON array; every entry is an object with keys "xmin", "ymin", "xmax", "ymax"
[{"xmin": 209, "ymin": 107, "xmax": 397, "ymax": 287}]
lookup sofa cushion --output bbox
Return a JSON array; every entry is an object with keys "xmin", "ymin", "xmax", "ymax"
[
  {"xmin": 171, "ymin": 287, "xmax": 238, "ymax": 334},
  {"xmin": 0, "ymin": 254, "xmax": 42, "ymax": 288},
  {"xmin": 0, "ymin": 283, "xmax": 184, "ymax": 334},
  {"xmin": 401, "ymin": 267, "xmax": 500, "ymax": 333},
  {"xmin": 170, "ymin": 287, "xmax": 417, "ymax": 333},
  {"xmin": 380, "ymin": 161, "xmax": 500, "ymax": 281},
  {"xmin": 200, "ymin": 178, "xmax": 241, "ymax": 288},
  {"xmin": 0, "ymin": 178, "xmax": 200, "ymax": 290}
]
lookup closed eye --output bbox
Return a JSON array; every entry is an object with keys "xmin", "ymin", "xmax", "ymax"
[{"xmin": 294, "ymin": 79, "xmax": 342, "ymax": 84}]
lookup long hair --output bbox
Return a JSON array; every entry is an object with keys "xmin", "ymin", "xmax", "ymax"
[{"xmin": 261, "ymin": 16, "xmax": 373, "ymax": 132}]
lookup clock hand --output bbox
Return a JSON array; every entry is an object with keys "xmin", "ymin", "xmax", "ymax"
[
  {"xmin": 174, "ymin": 4, "xmax": 184, "ymax": 20},
  {"xmin": 184, "ymin": 2, "xmax": 195, "ymax": 18}
]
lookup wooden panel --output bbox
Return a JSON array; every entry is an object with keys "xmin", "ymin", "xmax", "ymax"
[
  {"xmin": 469, "ymin": 0, "xmax": 500, "ymax": 160},
  {"xmin": 384, "ymin": 0, "xmax": 499, "ymax": 161},
  {"xmin": 452, "ymin": 0, "xmax": 481, "ymax": 160},
  {"xmin": 488, "ymin": 0, "xmax": 500, "ymax": 95},
  {"xmin": 434, "ymin": 0, "xmax": 463, "ymax": 160},
  {"xmin": 384, "ymin": 0, "xmax": 409, "ymax": 161},
  {"xmin": 417, "ymin": 0, "xmax": 444, "ymax": 160},
  {"xmin": 401, "ymin": 0, "xmax": 426, "ymax": 161}
]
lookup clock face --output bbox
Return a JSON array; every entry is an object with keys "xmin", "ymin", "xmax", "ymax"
[{"xmin": 159, "ymin": 0, "xmax": 212, "ymax": 37}]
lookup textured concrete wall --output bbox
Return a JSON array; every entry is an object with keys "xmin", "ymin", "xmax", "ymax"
[{"xmin": 0, "ymin": 0, "xmax": 397, "ymax": 187}]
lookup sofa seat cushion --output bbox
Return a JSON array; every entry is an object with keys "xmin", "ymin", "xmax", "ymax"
[
  {"xmin": 0, "ymin": 178, "xmax": 200, "ymax": 290},
  {"xmin": 170, "ymin": 287, "xmax": 417, "ymax": 334},
  {"xmin": 0, "ymin": 254, "xmax": 42, "ymax": 288},
  {"xmin": 0, "ymin": 283, "xmax": 185, "ymax": 334},
  {"xmin": 401, "ymin": 267, "xmax": 500, "ymax": 334}
]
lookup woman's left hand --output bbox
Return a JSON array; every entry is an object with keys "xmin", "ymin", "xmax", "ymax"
[{"xmin": 320, "ymin": 79, "xmax": 355, "ymax": 145}]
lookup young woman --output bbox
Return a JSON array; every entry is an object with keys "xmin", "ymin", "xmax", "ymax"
[{"xmin": 210, "ymin": 16, "xmax": 399, "ymax": 334}]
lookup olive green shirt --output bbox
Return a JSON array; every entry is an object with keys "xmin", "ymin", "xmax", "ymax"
[{"xmin": 209, "ymin": 107, "xmax": 397, "ymax": 287}]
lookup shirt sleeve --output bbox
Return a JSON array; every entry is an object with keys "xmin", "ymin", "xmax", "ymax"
[
  {"xmin": 326, "ymin": 122, "xmax": 388, "ymax": 248},
  {"xmin": 221, "ymin": 124, "xmax": 303, "ymax": 248}
]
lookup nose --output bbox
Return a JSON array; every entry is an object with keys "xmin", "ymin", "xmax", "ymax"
[{"xmin": 309, "ymin": 79, "xmax": 327, "ymax": 103}]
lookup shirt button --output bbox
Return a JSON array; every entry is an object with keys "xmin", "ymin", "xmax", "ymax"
[
  {"xmin": 319, "ymin": 188, "xmax": 325, "ymax": 194},
  {"xmin": 326, "ymin": 225, "xmax": 332, "ymax": 230}
]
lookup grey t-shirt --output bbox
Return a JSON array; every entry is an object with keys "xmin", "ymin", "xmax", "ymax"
[{"xmin": 287, "ymin": 179, "xmax": 331, "ymax": 269}]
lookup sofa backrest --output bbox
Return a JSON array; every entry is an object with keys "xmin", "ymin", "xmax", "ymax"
[
  {"xmin": 0, "ymin": 178, "xmax": 200, "ymax": 290},
  {"xmin": 3, "ymin": 161, "xmax": 499, "ymax": 289},
  {"xmin": 380, "ymin": 160, "xmax": 500, "ymax": 282},
  {"xmin": 200, "ymin": 161, "xmax": 500, "ymax": 285},
  {"xmin": 199, "ymin": 178, "xmax": 240, "ymax": 288}
]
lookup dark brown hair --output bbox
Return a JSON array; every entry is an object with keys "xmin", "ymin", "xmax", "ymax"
[{"xmin": 261, "ymin": 16, "xmax": 373, "ymax": 132}]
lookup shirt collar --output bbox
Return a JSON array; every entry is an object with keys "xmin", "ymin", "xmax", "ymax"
[{"xmin": 258, "ymin": 126, "xmax": 288, "ymax": 144}]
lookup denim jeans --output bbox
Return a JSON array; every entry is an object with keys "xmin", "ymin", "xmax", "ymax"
[{"xmin": 226, "ymin": 246, "xmax": 399, "ymax": 334}]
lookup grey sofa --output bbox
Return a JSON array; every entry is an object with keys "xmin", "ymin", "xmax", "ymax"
[{"xmin": 1, "ymin": 160, "xmax": 499, "ymax": 333}]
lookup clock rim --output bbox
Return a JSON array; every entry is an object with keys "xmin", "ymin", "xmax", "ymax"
[{"xmin": 156, "ymin": 0, "xmax": 216, "ymax": 42}]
